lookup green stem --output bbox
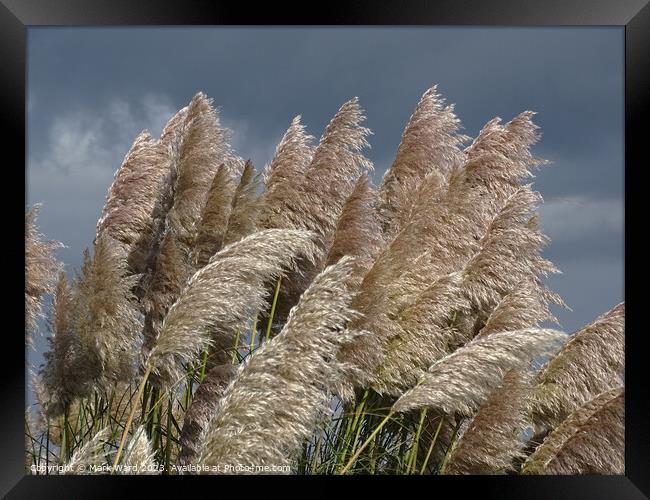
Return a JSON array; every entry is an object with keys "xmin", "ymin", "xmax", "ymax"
[
  {"xmin": 341, "ymin": 391, "xmax": 369, "ymax": 466},
  {"xmin": 339, "ymin": 410, "xmax": 395, "ymax": 475},
  {"xmin": 164, "ymin": 395, "xmax": 173, "ymax": 475},
  {"xmin": 420, "ymin": 415, "xmax": 445, "ymax": 475},
  {"xmin": 265, "ymin": 277, "xmax": 282, "ymax": 341},
  {"xmin": 61, "ymin": 407, "xmax": 69, "ymax": 463},
  {"xmin": 232, "ymin": 328, "xmax": 241, "ymax": 363},
  {"xmin": 113, "ymin": 364, "xmax": 152, "ymax": 470},
  {"xmin": 407, "ymin": 408, "xmax": 428, "ymax": 474},
  {"xmin": 198, "ymin": 351, "xmax": 208, "ymax": 383},
  {"xmin": 439, "ymin": 417, "xmax": 463, "ymax": 474}
]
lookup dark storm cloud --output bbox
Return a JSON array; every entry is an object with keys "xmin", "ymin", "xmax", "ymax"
[{"xmin": 27, "ymin": 26, "xmax": 624, "ymax": 342}]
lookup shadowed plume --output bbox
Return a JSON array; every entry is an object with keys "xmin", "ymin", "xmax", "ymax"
[
  {"xmin": 259, "ymin": 98, "xmax": 372, "ymax": 324},
  {"xmin": 223, "ymin": 160, "xmax": 263, "ymax": 246},
  {"xmin": 445, "ymin": 371, "xmax": 531, "ymax": 474},
  {"xmin": 40, "ymin": 272, "xmax": 92, "ymax": 417},
  {"xmin": 95, "ymin": 131, "xmax": 170, "ymax": 273},
  {"xmin": 522, "ymin": 387, "xmax": 624, "ymax": 474},
  {"xmin": 378, "ymin": 85, "xmax": 468, "ymax": 235},
  {"xmin": 178, "ymin": 364, "xmax": 235, "ymax": 467},
  {"xmin": 325, "ymin": 173, "xmax": 383, "ymax": 277},
  {"xmin": 531, "ymin": 303, "xmax": 624, "ymax": 432},
  {"xmin": 73, "ymin": 234, "xmax": 142, "ymax": 387},
  {"xmin": 191, "ymin": 164, "xmax": 235, "ymax": 268},
  {"xmin": 141, "ymin": 92, "xmax": 239, "ymax": 352}
]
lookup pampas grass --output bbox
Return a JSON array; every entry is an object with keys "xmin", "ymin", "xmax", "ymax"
[
  {"xmin": 196, "ymin": 257, "xmax": 359, "ymax": 473},
  {"xmin": 121, "ymin": 426, "xmax": 158, "ymax": 474},
  {"xmin": 223, "ymin": 160, "xmax": 263, "ymax": 246},
  {"xmin": 95, "ymin": 131, "xmax": 170, "ymax": 273},
  {"xmin": 191, "ymin": 164, "xmax": 235, "ymax": 268},
  {"xmin": 391, "ymin": 329, "xmax": 565, "ymax": 416},
  {"xmin": 149, "ymin": 229, "xmax": 319, "ymax": 385},
  {"xmin": 522, "ymin": 388, "xmax": 624, "ymax": 474},
  {"xmin": 378, "ymin": 85, "xmax": 468, "ymax": 235},
  {"xmin": 444, "ymin": 370, "xmax": 531, "ymax": 474},
  {"xmin": 63, "ymin": 427, "xmax": 109, "ymax": 474},
  {"xmin": 26, "ymin": 87, "xmax": 624, "ymax": 476},
  {"xmin": 531, "ymin": 303, "xmax": 625, "ymax": 432},
  {"xmin": 25, "ymin": 205, "xmax": 63, "ymax": 338}
]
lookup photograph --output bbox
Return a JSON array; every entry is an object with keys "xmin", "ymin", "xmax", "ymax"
[{"xmin": 23, "ymin": 25, "xmax": 626, "ymax": 477}]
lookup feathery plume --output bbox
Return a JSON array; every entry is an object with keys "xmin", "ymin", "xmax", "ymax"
[
  {"xmin": 260, "ymin": 99, "xmax": 372, "ymax": 324},
  {"xmin": 164, "ymin": 92, "xmax": 236, "ymax": 248},
  {"xmin": 522, "ymin": 387, "xmax": 624, "ymax": 475},
  {"xmin": 28, "ymin": 369, "xmax": 50, "ymax": 435},
  {"xmin": 261, "ymin": 98, "xmax": 372, "ymax": 240},
  {"xmin": 477, "ymin": 280, "xmax": 557, "ymax": 337},
  {"xmin": 256, "ymin": 116, "xmax": 314, "ymax": 235},
  {"xmin": 140, "ymin": 93, "xmax": 237, "ymax": 348},
  {"xmin": 223, "ymin": 160, "xmax": 263, "ymax": 246},
  {"xmin": 64, "ymin": 427, "xmax": 109, "ymax": 474},
  {"xmin": 40, "ymin": 272, "xmax": 93, "ymax": 417},
  {"xmin": 378, "ymin": 86, "xmax": 468, "ymax": 235},
  {"xmin": 25, "ymin": 205, "xmax": 63, "ymax": 337},
  {"xmin": 121, "ymin": 426, "xmax": 157, "ymax": 474},
  {"xmin": 262, "ymin": 115, "xmax": 315, "ymax": 194},
  {"xmin": 197, "ymin": 257, "xmax": 360, "ymax": 473},
  {"xmin": 444, "ymin": 371, "xmax": 531, "ymax": 474},
  {"xmin": 192, "ymin": 164, "xmax": 235, "ymax": 268},
  {"xmin": 95, "ymin": 131, "xmax": 170, "ymax": 273},
  {"xmin": 460, "ymin": 112, "xmax": 546, "ymax": 204},
  {"xmin": 531, "ymin": 303, "xmax": 625, "ymax": 432},
  {"xmin": 73, "ymin": 234, "xmax": 142, "ymax": 386},
  {"xmin": 460, "ymin": 186, "xmax": 559, "ymax": 312},
  {"xmin": 178, "ymin": 364, "xmax": 235, "ymax": 467},
  {"xmin": 343, "ymin": 183, "xmax": 560, "ymax": 394},
  {"xmin": 305, "ymin": 98, "xmax": 373, "ymax": 190},
  {"xmin": 325, "ymin": 174, "xmax": 383, "ymax": 275},
  {"xmin": 148, "ymin": 229, "xmax": 320, "ymax": 385},
  {"xmin": 372, "ymin": 271, "xmax": 473, "ymax": 393},
  {"xmin": 392, "ymin": 329, "xmax": 565, "ymax": 416}
]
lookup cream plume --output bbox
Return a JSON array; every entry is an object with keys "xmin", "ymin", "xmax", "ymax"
[
  {"xmin": 262, "ymin": 115, "xmax": 315, "ymax": 194},
  {"xmin": 148, "ymin": 229, "xmax": 319, "ymax": 385},
  {"xmin": 192, "ymin": 164, "xmax": 235, "ymax": 268},
  {"xmin": 25, "ymin": 205, "xmax": 63, "ymax": 337},
  {"xmin": 392, "ymin": 329, "xmax": 565, "ymax": 416},
  {"xmin": 121, "ymin": 426, "xmax": 157, "ymax": 474},
  {"xmin": 197, "ymin": 257, "xmax": 359, "ymax": 473},
  {"xmin": 325, "ymin": 174, "xmax": 383, "ymax": 276}
]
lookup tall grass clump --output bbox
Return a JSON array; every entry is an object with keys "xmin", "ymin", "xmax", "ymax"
[{"xmin": 26, "ymin": 86, "xmax": 624, "ymax": 475}]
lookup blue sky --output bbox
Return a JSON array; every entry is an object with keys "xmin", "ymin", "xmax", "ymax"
[{"xmin": 26, "ymin": 27, "xmax": 624, "ymax": 373}]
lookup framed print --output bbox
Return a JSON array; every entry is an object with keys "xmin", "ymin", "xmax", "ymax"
[{"xmin": 4, "ymin": 0, "xmax": 648, "ymax": 497}]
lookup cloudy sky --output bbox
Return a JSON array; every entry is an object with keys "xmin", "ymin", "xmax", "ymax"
[{"xmin": 27, "ymin": 27, "xmax": 623, "ymax": 367}]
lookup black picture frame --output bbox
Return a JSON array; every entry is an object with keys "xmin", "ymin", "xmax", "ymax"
[{"xmin": 3, "ymin": 0, "xmax": 648, "ymax": 497}]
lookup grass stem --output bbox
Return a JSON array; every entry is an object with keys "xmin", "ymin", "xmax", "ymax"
[{"xmin": 113, "ymin": 363, "xmax": 152, "ymax": 469}]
